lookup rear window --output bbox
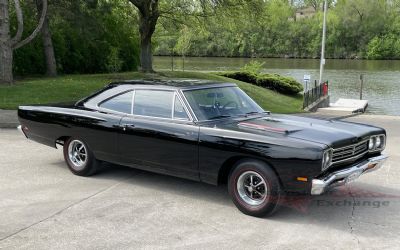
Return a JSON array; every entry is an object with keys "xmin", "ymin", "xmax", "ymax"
[{"xmin": 99, "ymin": 91, "xmax": 133, "ymax": 114}]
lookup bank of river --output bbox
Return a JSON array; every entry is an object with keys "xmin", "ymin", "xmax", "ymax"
[{"xmin": 154, "ymin": 56, "xmax": 400, "ymax": 116}]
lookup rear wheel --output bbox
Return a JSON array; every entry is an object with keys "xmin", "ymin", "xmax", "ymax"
[
  {"xmin": 63, "ymin": 137, "xmax": 99, "ymax": 176},
  {"xmin": 228, "ymin": 160, "xmax": 282, "ymax": 217}
]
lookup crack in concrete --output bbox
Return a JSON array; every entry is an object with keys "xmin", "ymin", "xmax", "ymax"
[
  {"xmin": 347, "ymin": 187, "xmax": 361, "ymax": 248},
  {"xmin": 0, "ymin": 172, "xmax": 138, "ymax": 242}
]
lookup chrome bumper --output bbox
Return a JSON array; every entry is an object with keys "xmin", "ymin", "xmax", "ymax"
[
  {"xmin": 17, "ymin": 125, "xmax": 27, "ymax": 138},
  {"xmin": 311, "ymin": 154, "xmax": 388, "ymax": 195}
]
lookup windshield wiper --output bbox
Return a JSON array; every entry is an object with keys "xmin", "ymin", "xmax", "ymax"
[
  {"xmin": 244, "ymin": 111, "xmax": 261, "ymax": 115},
  {"xmin": 240, "ymin": 111, "xmax": 270, "ymax": 117},
  {"xmin": 208, "ymin": 115, "xmax": 232, "ymax": 120}
]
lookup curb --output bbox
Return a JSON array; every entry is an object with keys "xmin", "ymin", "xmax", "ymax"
[
  {"xmin": 0, "ymin": 123, "xmax": 19, "ymax": 129},
  {"xmin": 0, "ymin": 110, "xmax": 18, "ymax": 129}
]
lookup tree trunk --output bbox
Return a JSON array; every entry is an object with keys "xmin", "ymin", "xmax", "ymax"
[
  {"xmin": 41, "ymin": 19, "xmax": 57, "ymax": 76},
  {"xmin": 36, "ymin": 0, "xmax": 56, "ymax": 77},
  {"xmin": 0, "ymin": 43, "xmax": 13, "ymax": 84},
  {"xmin": 138, "ymin": 13, "xmax": 158, "ymax": 73},
  {"xmin": 133, "ymin": 0, "xmax": 159, "ymax": 73},
  {"xmin": 139, "ymin": 33, "xmax": 154, "ymax": 73},
  {"xmin": 0, "ymin": 0, "xmax": 13, "ymax": 84},
  {"xmin": 0, "ymin": 0, "xmax": 48, "ymax": 84}
]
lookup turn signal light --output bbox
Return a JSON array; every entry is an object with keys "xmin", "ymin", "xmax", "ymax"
[{"xmin": 297, "ymin": 177, "xmax": 308, "ymax": 182}]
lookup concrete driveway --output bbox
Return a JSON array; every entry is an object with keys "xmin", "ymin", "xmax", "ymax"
[{"xmin": 0, "ymin": 115, "xmax": 399, "ymax": 249}]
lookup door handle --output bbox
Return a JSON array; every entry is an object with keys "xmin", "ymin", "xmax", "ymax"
[{"xmin": 116, "ymin": 124, "xmax": 135, "ymax": 131}]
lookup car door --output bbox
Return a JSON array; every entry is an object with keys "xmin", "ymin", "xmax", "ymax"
[
  {"xmin": 118, "ymin": 89, "xmax": 200, "ymax": 180},
  {"xmin": 85, "ymin": 90, "xmax": 133, "ymax": 164}
]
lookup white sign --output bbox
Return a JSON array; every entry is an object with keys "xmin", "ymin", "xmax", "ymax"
[{"xmin": 303, "ymin": 75, "xmax": 311, "ymax": 81}]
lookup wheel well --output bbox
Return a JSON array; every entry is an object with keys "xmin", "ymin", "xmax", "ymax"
[
  {"xmin": 55, "ymin": 136, "xmax": 70, "ymax": 148},
  {"xmin": 217, "ymin": 156, "xmax": 283, "ymax": 187}
]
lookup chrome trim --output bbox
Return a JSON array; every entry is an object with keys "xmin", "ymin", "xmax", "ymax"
[
  {"xmin": 311, "ymin": 154, "xmax": 388, "ymax": 195},
  {"xmin": 171, "ymin": 92, "xmax": 176, "ymax": 119},
  {"xmin": 131, "ymin": 90, "xmax": 135, "ymax": 115},
  {"xmin": 21, "ymin": 108, "xmax": 108, "ymax": 122},
  {"xmin": 17, "ymin": 125, "xmax": 27, "ymax": 138},
  {"xmin": 332, "ymin": 139, "xmax": 369, "ymax": 165},
  {"xmin": 173, "ymin": 92, "xmax": 192, "ymax": 121},
  {"xmin": 178, "ymin": 89, "xmax": 198, "ymax": 122},
  {"xmin": 322, "ymin": 148, "xmax": 333, "ymax": 171},
  {"xmin": 368, "ymin": 134, "xmax": 386, "ymax": 152},
  {"xmin": 95, "ymin": 88, "xmax": 194, "ymax": 123}
]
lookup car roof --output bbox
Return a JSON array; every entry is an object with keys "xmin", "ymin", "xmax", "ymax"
[
  {"xmin": 78, "ymin": 79, "xmax": 238, "ymax": 108},
  {"xmin": 108, "ymin": 79, "xmax": 237, "ymax": 90}
]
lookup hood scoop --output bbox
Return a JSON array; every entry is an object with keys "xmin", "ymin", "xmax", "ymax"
[{"xmin": 238, "ymin": 122, "xmax": 289, "ymax": 134}]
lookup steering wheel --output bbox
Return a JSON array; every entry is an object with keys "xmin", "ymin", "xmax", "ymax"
[{"xmin": 222, "ymin": 101, "xmax": 239, "ymax": 110}]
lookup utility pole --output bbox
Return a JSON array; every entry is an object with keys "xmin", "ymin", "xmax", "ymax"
[{"xmin": 319, "ymin": 0, "xmax": 328, "ymax": 84}]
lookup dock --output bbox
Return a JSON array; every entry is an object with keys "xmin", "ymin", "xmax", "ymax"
[{"xmin": 315, "ymin": 98, "xmax": 368, "ymax": 117}]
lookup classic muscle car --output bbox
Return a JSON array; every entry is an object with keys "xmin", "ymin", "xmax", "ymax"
[{"xmin": 18, "ymin": 80, "xmax": 388, "ymax": 217}]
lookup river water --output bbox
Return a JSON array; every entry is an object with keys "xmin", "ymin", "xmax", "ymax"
[{"xmin": 154, "ymin": 56, "xmax": 400, "ymax": 116}]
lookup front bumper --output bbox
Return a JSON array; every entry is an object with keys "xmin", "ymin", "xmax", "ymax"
[{"xmin": 311, "ymin": 154, "xmax": 388, "ymax": 195}]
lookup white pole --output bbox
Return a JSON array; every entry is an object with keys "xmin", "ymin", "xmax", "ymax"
[{"xmin": 319, "ymin": 0, "xmax": 328, "ymax": 84}]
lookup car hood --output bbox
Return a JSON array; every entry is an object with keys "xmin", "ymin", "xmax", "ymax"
[{"xmin": 217, "ymin": 114, "xmax": 385, "ymax": 148}]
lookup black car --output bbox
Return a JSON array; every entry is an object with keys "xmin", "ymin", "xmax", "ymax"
[{"xmin": 18, "ymin": 80, "xmax": 388, "ymax": 217}]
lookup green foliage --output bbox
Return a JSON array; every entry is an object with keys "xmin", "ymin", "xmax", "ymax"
[
  {"xmin": 220, "ymin": 71, "xmax": 258, "ymax": 84},
  {"xmin": 367, "ymin": 35, "xmax": 400, "ymax": 60},
  {"xmin": 241, "ymin": 60, "xmax": 265, "ymax": 75},
  {"xmin": 154, "ymin": 0, "xmax": 400, "ymax": 59},
  {"xmin": 220, "ymin": 71, "xmax": 303, "ymax": 95},
  {"xmin": 12, "ymin": 0, "xmax": 140, "ymax": 76},
  {"xmin": 257, "ymin": 74, "xmax": 303, "ymax": 95},
  {"xmin": 106, "ymin": 47, "xmax": 124, "ymax": 73}
]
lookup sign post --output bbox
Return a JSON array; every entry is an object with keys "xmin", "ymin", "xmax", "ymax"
[{"xmin": 303, "ymin": 74, "xmax": 311, "ymax": 91}]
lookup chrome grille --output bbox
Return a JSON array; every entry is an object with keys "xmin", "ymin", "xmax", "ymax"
[{"xmin": 332, "ymin": 140, "xmax": 369, "ymax": 164}]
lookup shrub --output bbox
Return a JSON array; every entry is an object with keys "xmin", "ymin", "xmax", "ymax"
[
  {"xmin": 220, "ymin": 71, "xmax": 258, "ymax": 84},
  {"xmin": 257, "ymin": 74, "xmax": 303, "ymax": 95},
  {"xmin": 221, "ymin": 71, "xmax": 303, "ymax": 95}
]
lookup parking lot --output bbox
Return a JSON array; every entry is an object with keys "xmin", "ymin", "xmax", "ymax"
[{"xmin": 0, "ymin": 115, "xmax": 399, "ymax": 249}]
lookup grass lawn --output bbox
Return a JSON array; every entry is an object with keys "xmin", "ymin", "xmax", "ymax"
[{"xmin": 0, "ymin": 71, "xmax": 303, "ymax": 113}]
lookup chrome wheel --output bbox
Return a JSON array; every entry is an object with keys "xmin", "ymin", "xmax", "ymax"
[
  {"xmin": 68, "ymin": 140, "xmax": 88, "ymax": 171},
  {"xmin": 237, "ymin": 171, "xmax": 268, "ymax": 206}
]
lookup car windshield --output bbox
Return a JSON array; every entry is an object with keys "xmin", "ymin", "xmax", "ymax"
[{"xmin": 183, "ymin": 86, "xmax": 265, "ymax": 121}]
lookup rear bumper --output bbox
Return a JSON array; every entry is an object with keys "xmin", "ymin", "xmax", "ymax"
[
  {"xmin": 311, "ymin": 154, "xmax": 388, "ymax": 195},
  {"xmin": 17, "ymin": 125, "xmax": 27, "ymax": 138}
]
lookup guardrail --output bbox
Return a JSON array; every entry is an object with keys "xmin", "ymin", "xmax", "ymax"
[{"xmin": 303, "ymin": 81, "xmax": 329, "ymax": 109}]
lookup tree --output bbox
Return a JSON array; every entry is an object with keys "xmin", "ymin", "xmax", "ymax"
[
  {"xmin": 175, "ymin": 25, "xmax": 192, "ymax": 71},
  {"xmin": 0, "ymin": 0, "xmax": 47, "ymax": 84},
  {"xmin": 128, "ymin": 0, "xmax": 249, "ymax": 73},
  {"xmin": 35, "ymin": 0, "xmax": 57, "ymax": 77},
  {"xmin": 128, "ymin": 0, "xmax": 159, "ymax": 73}
]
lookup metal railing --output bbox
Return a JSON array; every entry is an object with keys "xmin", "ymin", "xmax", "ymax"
[{"xmin": 303, "ymin": 81, "xmax": 329, "ymax": 109}]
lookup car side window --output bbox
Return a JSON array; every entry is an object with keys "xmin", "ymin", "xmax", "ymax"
[
  {"xmin": 173, "ymin": 95, "xmax": 189, "ymax": 120},
  {"xmin": 133, "ymin": 90, "xmax": 174, "ymax": 119},
  {"xmin": 99, "ymin": 91, "xmax": 133, "ymax": 114}
]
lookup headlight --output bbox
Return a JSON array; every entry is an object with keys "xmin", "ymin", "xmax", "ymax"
[
  {"xmin": 322, "ymin": 149, "xmax": 333, "ymax": 171},
  {"xmin": 368, "ymin": 138, "xmax": 375, "ymax": 150},
  {"xmin": 375, "ymin": 136, "xmax": 381, "ymax": 148},
  {"xmin": 368, "ymin": 135, "xmax": 385, "ymax": 152}
]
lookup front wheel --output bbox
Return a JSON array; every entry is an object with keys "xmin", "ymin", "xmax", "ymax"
[
  {"xmin": 63, "ymin": 137, "xmax": 99, "ymax": 176},
  {"xmin": 228, "ymin": 160, "xmax": 282, "ymax": 217}
]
